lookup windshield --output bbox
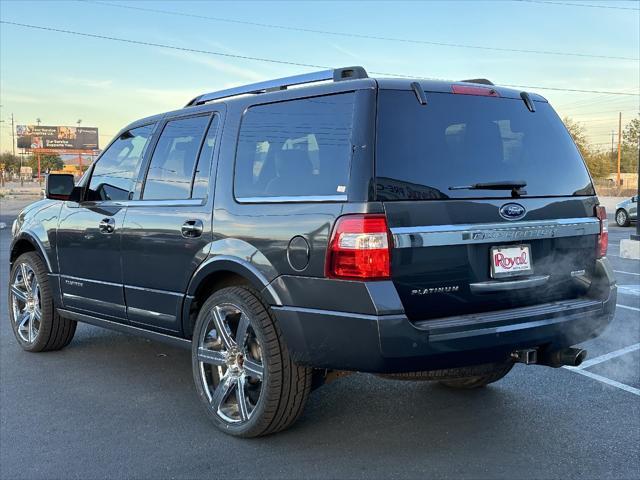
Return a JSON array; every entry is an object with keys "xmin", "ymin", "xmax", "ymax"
[{"xmin": 375, "ymin": 90, "xmax": 595, "ymax": 200}]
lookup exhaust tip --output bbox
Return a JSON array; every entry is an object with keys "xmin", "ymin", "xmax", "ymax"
[
  {"xmin": 573, "ymin": 349, "xmax": 587, "ymax": 367},
  {"xmin": 541, "ymin": 347, "xmax": 588, "ymax": 367}
]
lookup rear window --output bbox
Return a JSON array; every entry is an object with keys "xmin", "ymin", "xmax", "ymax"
[
  {"xmin": 376, "ymin": 91, "xmax": 594, "ymax": 200},
  {"xmin": 234, "ymin": 92, "xmax": 355, "ymax": 201},
  {"xmin": 143, "ymin": 115, "xmax": 210, "ymax": 200}
]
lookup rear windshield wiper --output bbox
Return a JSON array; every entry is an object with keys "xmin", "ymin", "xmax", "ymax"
[{"xmin": 449, "ymin": 180, "xmax": 527, "ymax": 197}]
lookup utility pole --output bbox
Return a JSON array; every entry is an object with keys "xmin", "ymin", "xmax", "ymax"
[
  {"xmin": 19, "ymin": 150, "xmax": 24, "ymax": 187},
  {"xmin": 617, "ymin": 112, "xmax": 622, "ymax": 187},
  {"xmin": 633, "ymin": 141, "xmax": 639, "ymax": 241},
  {"xmin": 11, "ymin": 113, "xmax": 16, "ymax": 156},
  {"xmin": 611, "ymin": 130, "xmax": 615, "ymax": 162}
]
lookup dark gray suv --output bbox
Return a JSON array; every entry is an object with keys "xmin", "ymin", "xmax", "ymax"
[{"xmin": 9, "ymin": 67, "xmax": 616, "ymax": 437}]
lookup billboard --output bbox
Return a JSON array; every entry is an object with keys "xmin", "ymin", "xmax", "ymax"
[{"xmin": 16, "ymin": 125, "xmax": 99, "ymax": 150}]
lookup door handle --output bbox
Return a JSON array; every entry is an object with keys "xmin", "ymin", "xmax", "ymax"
[
  {"xmin": 98, "ymin": 217, "xmax": 115, "ymax": 234},
  {"xmin": 181, "ymin": 219, "xmax": 203, "ymax": 238}
]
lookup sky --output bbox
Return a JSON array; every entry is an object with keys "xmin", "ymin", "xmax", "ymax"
[{"xmin": 0, "ymin": 0, "xmax": 638, "ymax": 155}]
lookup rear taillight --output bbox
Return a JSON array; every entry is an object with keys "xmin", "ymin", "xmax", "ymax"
[
  {"xmin": 596, "ymin": 206, "xmax": 608, "ymax": 258},
  {"xmin": 326, "ymin": 214, "xmax": 391, "ymax": 280}
]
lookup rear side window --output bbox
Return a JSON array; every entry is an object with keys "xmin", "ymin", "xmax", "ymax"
[
  {"xmin": 88, "ymin": 124, "xmax": 154, "ymax": 201},
  {"xmin": 376, "ymin": 91, "xmax": 595, "ymax": 200},
  {"xmin": 143, "ymin": 115, "xmax": 210, "ymax": 200},
  {"xmin": 234, "ymin": 93, "xmax": 355, "ymax": 201}
]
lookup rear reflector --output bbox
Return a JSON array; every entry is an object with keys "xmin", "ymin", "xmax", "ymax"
[
  {"xmin": 326, "ymin": 214, "xmax": 391, "ymax": 280},
  {"xmin": 595, "ymin": 206, "xmax": 608, "ymax": 258},
  {"xmin": 451, "ymin": 84, "xmax": 500, "ymax": 97}
]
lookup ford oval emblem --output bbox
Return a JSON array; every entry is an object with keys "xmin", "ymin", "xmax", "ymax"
[{"xmin": 500, "ymin": 203, "xmax": 526, "ymax": 220}]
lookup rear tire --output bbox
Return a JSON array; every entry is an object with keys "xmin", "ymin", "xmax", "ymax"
[
  {"xmin": 438, "ymin": 361, "xmax": 514, "ymax": 389},
  {"xmin": 8, "ymin": 252, "xmax": 77, "ymax": 352},
  {"xmin": 616, "ymin": 209, "xmax": 630, "ymax": 227},
  {"xmin": 191, "ymin": 286, "xmax": 312, "ymax": 437}
]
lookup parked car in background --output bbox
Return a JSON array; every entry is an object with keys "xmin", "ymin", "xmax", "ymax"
[
  {"xmin": 615, "ymin": 196, "xmax": 638, "ymax": 227},
  {"xmin": 9, "ymin": 67, "xmax": 616, "ymax": 437}
]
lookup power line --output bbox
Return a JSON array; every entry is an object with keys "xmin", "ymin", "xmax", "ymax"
[
  {"xmin": 2, "ymin": 20, "xmax": 639, "ymax": 97},
  {"xmin": 0, "ymin": 20, "xmax": 328, "ymax": 69},
  {"xmin": 513, "ymin": 0, "xmax": 640, "ymax": 11},
  {"xmin": 560, "ymin": 106, "xmax": 640, "ymax": 115},
  {"xmin": 555, "ymin": 94, "xmax": 639, "ymax": 109},
  {"xmin": 504, "ymin": 84, "xmax": 637, "ymax": 95},
  {"xmin": 565, "ymin": 109, "xmax": 640, "ymax": 116},
  {"xmin": 578, "ymin": 118, "xmax": 630, "ymax": 124},
  {"xmin": 83, "ymin": 0, "xmax": 639, "ymax": 62}
]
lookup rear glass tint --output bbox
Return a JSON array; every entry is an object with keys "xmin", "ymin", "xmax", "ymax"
[
  {"xmin": 234, "ymin": 92, "xmax": 355, "ymax": 200},
  {"xmin": 376, "ymin": 91, "xmax": 594, "ymax": 200},
  {"xmin": 143, "ymin": 115, "xmax": 210, "ymax": 200}
]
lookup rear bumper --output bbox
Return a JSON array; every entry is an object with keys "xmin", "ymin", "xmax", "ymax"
[{"xmin": 271, "ymin": 261, "xmax": 617, "ymax": 373}]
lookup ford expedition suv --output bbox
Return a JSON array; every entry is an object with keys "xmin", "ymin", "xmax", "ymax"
[{"xmin": 9, "ymin": 66, "xmax": 616, "ymax": 437}]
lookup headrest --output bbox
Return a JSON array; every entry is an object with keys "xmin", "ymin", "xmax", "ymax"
[{"xmin": 276, "ymin": 149, "xmax": 312, "ymax": 177}]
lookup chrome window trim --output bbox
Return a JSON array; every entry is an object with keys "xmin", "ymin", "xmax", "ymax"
[
  {"xmin": 236, "ymin": 195, "xmax": 347, "ymax": 204},
  {"xmin": 79, "ymin": 198, "xmax": 205, "ymax": 208},
  {"xmin": 391, "ymin": 217, "xmax": 600, "ymax": 248}
]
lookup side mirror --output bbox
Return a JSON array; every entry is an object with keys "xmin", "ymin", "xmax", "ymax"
[
  {"xmin": 632, "ymin": 196, "xmax": 638, "ymax": 203},
  {"xmin": 46, "ymin": 174, "xmax": 76, "ymax": 201}
]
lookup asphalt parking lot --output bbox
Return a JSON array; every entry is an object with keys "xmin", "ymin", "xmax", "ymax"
[{"xmin": 1, "ymin": 199, "xmax": 638, "ymax": 479}]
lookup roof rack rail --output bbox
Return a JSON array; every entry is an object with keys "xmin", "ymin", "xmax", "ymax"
[
  {"xmin": 460, "ymin": 78, "xmax": 494, "ymax": 86},
  {"xmin": 185, "ymin": 66, "xmax": 368, "ymax": 107}
]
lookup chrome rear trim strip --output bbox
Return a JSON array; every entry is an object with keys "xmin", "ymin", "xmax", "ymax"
[
  {"xmin": 469, "ymin": 275, "xmax": 550, "ymax": 294},
  {"xmin": 391, "ymin": 217, "xmax": 600, "ymax": 248}
]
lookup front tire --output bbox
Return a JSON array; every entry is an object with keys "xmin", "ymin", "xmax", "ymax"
[
  {"xmin": 8, "ymin": 252, "xmax": 77, "ymax": 352},
  {"xmin": 616, "ymin": 209, "xmax": 630, "ymax": 227},
  {"xmin": 191, "ymin": 286, "xmax": 312, "ymax": 437}
]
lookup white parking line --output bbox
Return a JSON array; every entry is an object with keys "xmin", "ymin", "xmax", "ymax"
[
  {"xmin": 617, "ymin": 304, "xmax": 640, "ymax": 312},
  {"xmin": 564, "ymin": 368, "xmax": 640, "ymax": 396},
  {"xmin": 572, "ymin": 343, "xmax": 640, "ymax": 370},
  {"xmin": 618, "ymin": 285, "xmax": 640, "ymax": 297},
  {"xmin": 614, "ymin": 270, "xmax": 640, "ymax": 276}
]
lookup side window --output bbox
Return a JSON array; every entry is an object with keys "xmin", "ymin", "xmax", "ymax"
[
  {"xmin": 191, "ymin": 115, "xmax": 219, "ymax": 199},
  {"xmin": 88, "ymin": 124, "xmax": 154, "ymax": 201},
  {"xmin": 142, "ymin": 115, "xmax": 210, "ymax": 200},
  {"xmin": 234, "ymin": 92, "xmax": 355, "ymax": 200}
]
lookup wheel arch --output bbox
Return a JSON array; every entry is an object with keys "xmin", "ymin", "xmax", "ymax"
[
  {"xmin": 181, "ymin": 256, "xmax": 282, "ymax": 338},
  {"xmin": 10, "ymin": 233, "xmax": 53, "ymax": 272}
]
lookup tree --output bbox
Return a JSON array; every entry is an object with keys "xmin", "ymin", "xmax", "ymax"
[
  {"xmin": 621, "ymin": 115, "xmax": 639, "ymax": 174},
  {"xmin": 563, "ymin": 117, "xmax": 590, "ymax": 159},
  {"xmin": 27, "ymin": 153, "xmax": 64, "ymax": 173},
  {"xmin": 563, "ymin": 117, "xmax": 608, "ymax": 178},
  {"xmin": 0, "ymin": 152, "xmax": 21, "ymax": 174}
]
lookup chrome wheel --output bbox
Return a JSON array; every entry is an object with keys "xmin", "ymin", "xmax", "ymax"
[
  {"xmin": 10, "ymin": 263, "xmax": 41, "ymax": 343},
  {"xmin": 616, "ymin": 210, "xmax": 628, "ymax": 227},
  {"xmin": 196, "ymin": 303, "xmax": 264, "ymax": 424}
]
